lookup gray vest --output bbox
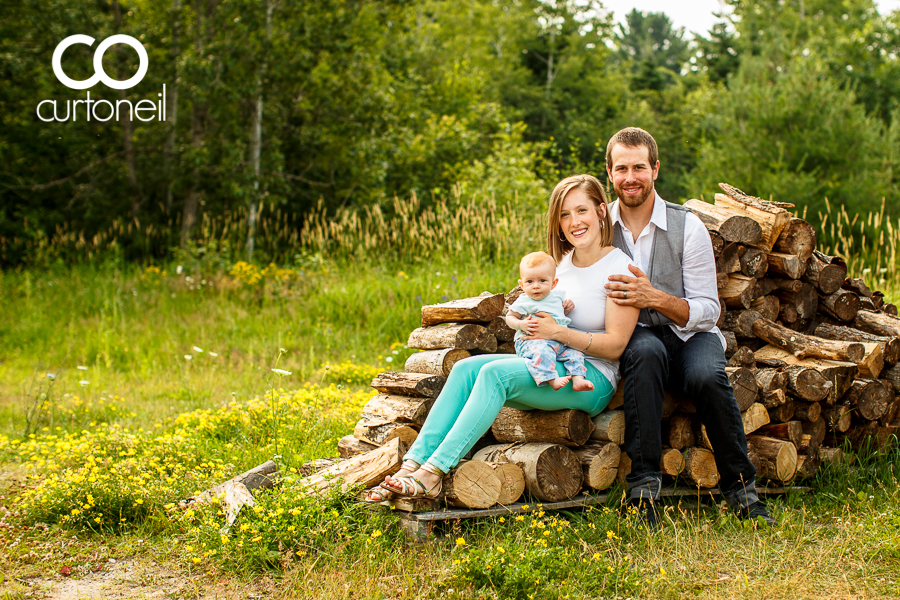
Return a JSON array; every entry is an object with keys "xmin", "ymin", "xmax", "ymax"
[{"xmin": 612, "ymin": 201, "xmax": 688, "ymax": 327}]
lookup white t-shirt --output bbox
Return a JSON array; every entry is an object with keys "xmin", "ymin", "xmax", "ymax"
[{"xmin": 555, "ymin": 247, "xmax": 635, "ymax": 389}]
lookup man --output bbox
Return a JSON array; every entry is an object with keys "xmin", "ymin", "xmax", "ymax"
[{"xmin": 603, "ymin": 127, "xmax": 775, "ymax": 527}]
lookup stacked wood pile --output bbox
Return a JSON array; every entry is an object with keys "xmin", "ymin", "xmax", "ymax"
[{"xmin": 321, "ymin": 182, "xmax": 900, "ymax": 509}]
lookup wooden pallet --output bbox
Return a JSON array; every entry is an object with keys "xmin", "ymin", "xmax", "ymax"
[{"xmin": 366, "ymin": 485, "xmax": 810, "ymax": 541}]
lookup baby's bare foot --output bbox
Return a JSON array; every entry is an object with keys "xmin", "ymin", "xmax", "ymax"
[
  {"xmin": 572, "ymin": 376, "xmax": 594, "ymax": 392},
  {"xmin": 549, "ymin": 376, "xmax": 571, "ymax": 390}
]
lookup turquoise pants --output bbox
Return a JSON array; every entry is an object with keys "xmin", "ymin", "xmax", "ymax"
[{"xmin": 404, "ymin": 354, "xmax": 615, "ymax": 473}]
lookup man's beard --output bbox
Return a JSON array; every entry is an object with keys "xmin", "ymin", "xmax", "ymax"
[{"xmin": 614, "ymin": 180, "xmax": 655, "ymax": 208}]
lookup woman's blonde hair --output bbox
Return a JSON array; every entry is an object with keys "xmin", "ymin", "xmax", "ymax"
[{"xmin": 546, "ymin": 174, "xmax": 613, "ymax": 263}]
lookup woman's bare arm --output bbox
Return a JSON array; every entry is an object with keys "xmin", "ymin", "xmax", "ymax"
[{"xmin": 522, "ymin": 301, "xmax": 639, "ymax": 361}]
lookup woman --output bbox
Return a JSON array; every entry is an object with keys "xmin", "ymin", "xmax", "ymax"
[{"xmin": 367, "ymin": 174, "xmax": 639, "ymax": 501}]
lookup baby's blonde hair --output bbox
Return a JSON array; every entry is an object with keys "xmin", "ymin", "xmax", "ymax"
[{"xmin": 520, "ymin": 251, "xmax": 557, "ymax": 274}]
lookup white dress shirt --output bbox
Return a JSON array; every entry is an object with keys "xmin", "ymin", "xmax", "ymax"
[{"xmin": 609, "ymin": 192, "xmax": 726, "ymax": 350}]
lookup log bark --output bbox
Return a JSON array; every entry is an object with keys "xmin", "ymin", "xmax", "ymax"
[
  {"xmin": 442, "ymin": 460, "xmax": 501, "ymax": 509},
  {"xmin": 497, "ymin": 341, "xmax": 516, "ymax": 354},
  {"xmin": 766, "ymin": 252, "xmax": 806, "ymax": 279},
  {"xmin": 853, "ymin": 310, "xmax": 900, "ymax": 338},
  {"xmin": 801, "ymin": 417, "xmax": 827, "ymax": 455},
  {"xmin": 756, "ymin": 421, "xmax": 802, "ymax": 447},
  {"xmin": 338, "ymin": 434, "xmax": 378, "ymax": 458},
  {"xmin": 823, "ymin": 405, "xmax": 852, "ymax": 432},
  {"xmin": 842, "ymin": 379, "xmax": 891, "ymax": 421},
  {"xmin": 715, "ymin": 185, "xmax": 792, "ymax": 250},
  {"xmin": 804, "ymin": 251, "xmax": 847, "ymax": 295},
  {"xmin": 793, "ymin": 401, "xmax": 822, "ymax": 422},
  {"xmin": 773, "ymin": 217, "xmax": 816, "ymax": 263},
  {"xmin": 681, "ymin": 447, "xmax": 720, "ymax": 488},
  {"xmin": 370, "ymin": 372, "xmax": 445, "ymax": 398},
  {"xmin": 353, "ymin": 416, "xmax": 418, "ymax": 448},
  {"xmin": 485, "ymin": 461, "xmax": 526, "ymax": 505},
  {"xmin": 817, "ymin": 289, "xmax": 860, "ymax": 323},
  {"xmin": 667, "ymin": 414, "xmax": 695, "ymax": 450},
  {"xmin": 794, "ymin": 454, "xmax": 820, "ymax": 479},
  {"xmin": 361, "ymin": 394, "xmax": 433, "ymax": 426},
  {"xmin": 572, "ymin": 441, "xmax": 620, "ymax": 491},
  {"xmin": 879, "ymin": 396, "xmax": 900, "ymax": 427},
  {"xmin": 487, "ymin": 316, "xmax": 516, "ymax": 342},
  {"xmin": 746, "ymin": 312, "xmax": 864, "ymax": 362},
  {"xmin": 685, "ymin": 199, "xmax": 763, "ymax": 245},
  {"xmin": 747, "ymin": 435, "xmax": 798, "ymax": 482},
  {"xmin": 721, "ymin": 274, "xmax": 757, "ymax": 309},
  {"xmin": 472, "ymin": 443, "xmax": 583, "ymax": 502},
  {"xmin": 727, "ymin": 346, "xmax": 758, "ymax": 371},
  {"xmin": 756, "ymin": 369, "xmax": 788, "ymax": 394},
  {"xmin": 813, "ymin": 323, "xmax": 900, "ymax": 365},
  {"xmin": 768, "ymin": 397, "xmax": 796, "ymax": 422},
  {"xmin": 754, "ymin": 345, "xmax": 857, "ymax": 403},
  {"xmin": 660, "ymin": 447, "xmax": 685, "ymax": 478},
  {"xmin": 590, "ymin": 410, "xmax": 625, "ymax": 445},
  {"xmin": 845, "ymin": 421, "xmax": 899, "ymax": 452},
  {"xmin": 741, "ymin": 402, "xmax": 771, "ymax": 434},
  {"xmin": 491, "ymin": 408, "xmax": 594, "ymax": 447},
  {"xmin": 721, "ymin": 310, "xmax": 758, "ymax": 338},
  {"xmin": 773, "ymin": 282, "xmax": 818, "ymax": 320},
  {"xmin": 421, "ymin": 293, "xmax": 505, "ymax": 327},
  {"xmin": 717, "ymin": 243, "xmax": 745, "ymax": 274},
  {"xmin": 761, "ymin": 388, "xmax": 788, "ymax": 409},
  {"xmin": 818, "ymin": 446, "xmax": 844, "ymax": 465},
  {"xmin": 750, "ymin": 296, "xmax": 781, "ymax": 322},
  {"xmin": 408, "ymin": 323, "xmax": 497, "ymax": 352},
  {"xmin": 726, "ymin": 366, "xmax": 759, "ymax": 411},
  {"xmin": 740, "ymin": 247, "xmax": 769, "ymax": 278},
  {"xmin": 404, "ymin": 348, "xmax": 471, "ymax": 376},
  {"xmin": 300, "ymin": 437, "xmax": 405, "ymax": 493},
  {"xmin": 617, "ymin": 451, "xmax": 632, "ymax": 485},
  {"xmin": 780, "ymin": 363, "xmax": 831, "ymax": 402},
  {"xmin": 709, "ymin": 230, "xmax": 725, "ymax": 256},
  {"xmin": 299, "ymin": 458, "xmax": 342, "ymax": 477}
]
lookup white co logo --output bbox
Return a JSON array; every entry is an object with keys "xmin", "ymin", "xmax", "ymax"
[{"xmin": 52, "ymin": 34, "xmax": 148, "ymax": 90}]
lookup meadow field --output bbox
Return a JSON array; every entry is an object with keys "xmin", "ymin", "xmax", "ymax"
[{"xmin": 2, "ymin": 197, "xmax": 900, "ymax": 599}]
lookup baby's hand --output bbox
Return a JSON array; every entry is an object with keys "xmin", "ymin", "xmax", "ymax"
[{"xmin": 562, "ymin": 299, "xmax": 575, "ymax": 314}]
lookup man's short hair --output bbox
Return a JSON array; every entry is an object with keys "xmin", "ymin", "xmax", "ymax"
[
  {"xmin": 520, "ymin": 251, "xmax": 556, "ymax": 272},
  {"xmin": 606, "ymin": 127, "xmax": 659, "ymax": 170}
]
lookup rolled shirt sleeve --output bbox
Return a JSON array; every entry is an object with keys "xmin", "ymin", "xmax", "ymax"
[{"xmin": 673, "ymin": 212, "xmax": 723, "ymax": 335}]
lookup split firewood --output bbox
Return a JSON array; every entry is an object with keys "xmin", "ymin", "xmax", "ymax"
[
  {"xmin": 421, "ymin": 293, "xmax": 504, "ymax": 327},
  {"xmin": 740, "ymin": 247, "xmax": 769, "ymax": 278},
  {"xmin": 723, "ymin": 329, "xmax": 737, "ymax": 354},
  {"xmin": 497, "ymin": 341, "xmax": 516, "ymax": 354},
  {"xmin": 779, "ymin": 301, "xmax": 800, "ymax": 325},
  {"xmin": 747, "ymin": 435, "xmax": 798, "ymax": 482},
  {"xmin": 720, "ymin": 274, "xmax": 757, "ymax": 309},
  {"xmin": 754, "ymin": 278, "xmax": 780, "ymax": 298},
  {"xmin": 754, "ymin": 345, "xmax": 857, "ymax": 403},
  {"xmin": 505, "ymin": 286, "xmax": 524, "ymax": 307},
  {"xmin": 781, "ymin": 365, "xmax": 831, "ymax": 402},
  {"xmin": 853, "ymin": 343, "xmax": 884, "ymax": 379},
  {"xmin": 681, "ymin": 447, "xmax": 720, "ymax": 488},
  {"xmin": 750, "ymin": 296, "xmax": 780, "ymax": 322},
  {"xmin": 405, "ymin": 348, "xmax": 471, "ymax": 376},
  {"xmin": 884, "ymin": 363, "xmax": 900, "ymax": 394},
  {"xmin": 801, "ymin": 417, "xmax": 827, "ymax": 454},
  {"xmin": 660, "ymin": 448, "xmax": 685, "ymax": 478},
  {"xmin": 667, "ymin": 414, "xmax": 695, "ymax": 450},
  {"xmin": 722, "ymin": 310, "xmax": 758, "ymax": 338},
  {"xmin": 487, "ymin": 316, "xmax": 516, "ymax": 342},
  {"xmin": 717, "ymin": 243, "xmax": 745, "ymax": 274},
  {"xmin": 773, "ymin": 217, "xmax": 816, "ymax": 263},
  {"xmin": 804, "ymin": 251, "xmax": 847, "ymax": 295},
  {"xmin": 756, "ymin": 369, "xmax": 788, "ymax": 395},
  {"xmin": 299, "ymin": 458, "xmax": 343, "ymax": 476},
  {"xmin": 472, "ymin": 443, "xmax": 582, "ymax": 502},
  {"xmin": 572, "ymin": 441, "xmax": 620, "ymax": 491},
  {"xmin": 844, "ymin": 421, "xmax": 900, "ymax": 452},
  {"xmin": 408, "ymin": 323, "xmax": 497, "ymax": 352},
  {"xmin": 338, "ymin": 434, "xmax": 378, "ymax": 458},
  {"xmin": 842, "ymin": 379, "xmax": 891, "ymax": 421},
  {"xmin": 617, "ymin": 451, "xmax": 632, "ymax": 484},
  {"xmin": 697, "ymin": 422, "xmax": 713, "ymax": 451},
  {"xmin": 726, "ymin": 366, "xmax": 759, "ymax": 411},
  {"xmin": 727, "ymin": 346, "xmax": 757, "ymax": 371},
  {"xmin": 794, "ymin": 455, "xmax": 820, "ymax": 479},
  {"xmin": 441, "ymin": 460, "xmax": 502, "ymax": 509},
  {"xmin": 716, "ymin": 184, "xmax": 792, "ymax": 250},
  {"xmin": 768, "ymin": 397, "xmax": 796, "ymax": 422},
  {"xmin": 793, "ymin": 401, "xmax": 822, "ymax": 422},
  {"xmin": 709, "ymin": 229, "xmax": 725, "ymax": 256},
  {"xmin": 181, "ymin": 460, "xmax": 281, "ymax": 511},
  {"xmin": 370, "ymin": 372, "xmax": 445, "ymax": 398},
  {"xmin": 353, "ymin": 415, "xmax": 418, "ymax": 448},
  {"xmin": 879, "ymin": 396, "xmax": 900, "ymax": 427},
  {"xmin": 843, "ymin": 277, "xmax": 873, "ymax": 297},
  {"xmin": 300, "ymin": 437, "xmax": 405, "ymax": 493},
  {"xmin": 491, "ymin": 407, "xmax": 594, "ymax": 447},
  {"xmin": 818, "ymin": 446, "xmax": 844, "ymax": 465},
  {"xmin": 766, "ymin": 252, "xmax": 806, "ymax": 279},
  {"xmin": 761, "ymin": 388, "xmax": 788, "ymax": 410},
  {"xmin": 485, "ymin": 461, "xmax": 526, "ymax": 505},
  {"xmin": 817, "ymin": 289, "xmax": 860, "ymax": 323},
  {"xmin": 717, "ymin": 272, "xmax": 730, "ymax": 290},
  {"xmin": 814, "ymin": 323, "xmax": 900, "ymax": 366},
  {"xmin": 823, "ymin": 405, "xmax": 852, "ymax": 432},
  {"xmin": 590, "ymin": 410, "xmax": 625, "ymax": 445},
  {"xmin": 853, "ymin": 310, "xmax": 900, "ymax": 338},
  {"xmin": 685, "ymin": 199, "xmax": 763, "ymax": 245},
  {"xmin": 756, "ymin": 421, "xmax": 803, "ymax": 447},
  {"xmin": 741, "ymin": 402, "xmax": 771, "ymax": 434},
  {"xmin": 744, "ymin": 312, "xmax": 864, "ymax": 362},
  {"xmin": 361, "ymin": 394, "xmax": 433, "ymax": 426},
  {"xmin": 773, "ymin": 281, "xmax": 818, "ymax": 320}
]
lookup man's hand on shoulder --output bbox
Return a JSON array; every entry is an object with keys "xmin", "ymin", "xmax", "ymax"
[{"xmin": 605, "ymin": 264, "xmax": 658, "ymax": 309}]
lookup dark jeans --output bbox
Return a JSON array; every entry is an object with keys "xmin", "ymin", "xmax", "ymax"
[{"xmin": 621, "ymin": 326, "xmax": 758, "ymax": 509}]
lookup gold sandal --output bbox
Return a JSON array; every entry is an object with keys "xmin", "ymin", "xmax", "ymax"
[{"xmin": 384, "ymin": 463, "xmax": 443, "ymax": 499}]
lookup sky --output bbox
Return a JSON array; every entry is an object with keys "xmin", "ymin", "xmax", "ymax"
[{"xmin": 607, "ymin": 0, "xmax": 900, "ymax": 38}]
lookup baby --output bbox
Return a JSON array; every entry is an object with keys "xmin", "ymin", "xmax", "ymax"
[{"xmin": 505, "ymin": 251, "xmax": 594, "ymax": 392}]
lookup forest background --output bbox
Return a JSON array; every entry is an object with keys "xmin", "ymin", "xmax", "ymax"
[{"xmin": 4, "ymin": 0, "xmax": 900, "ymax": 266}]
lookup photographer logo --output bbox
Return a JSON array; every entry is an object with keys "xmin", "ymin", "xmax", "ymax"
[{"xmin": 38, "ymin": 34, "xmax": 166, "ymax": 123}]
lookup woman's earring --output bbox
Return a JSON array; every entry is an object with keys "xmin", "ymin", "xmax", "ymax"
[{"xmin": 559, "ymin": 232, "xmax": 566, "ymax": 242}]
